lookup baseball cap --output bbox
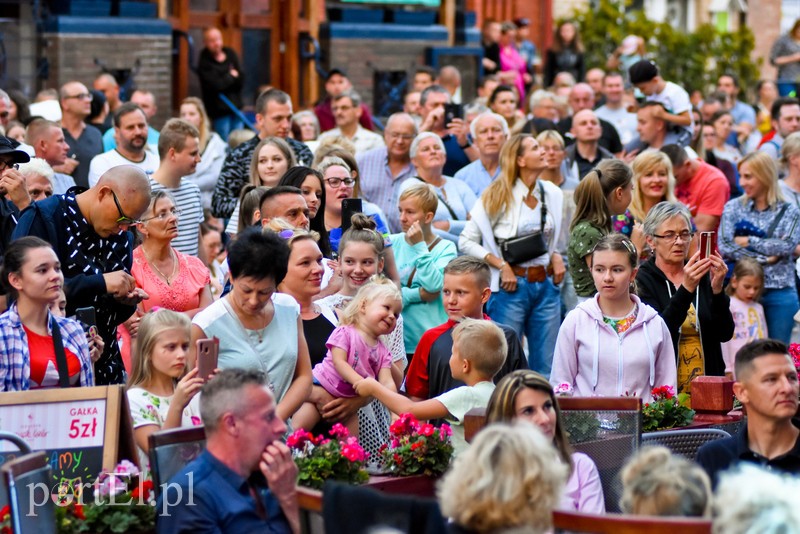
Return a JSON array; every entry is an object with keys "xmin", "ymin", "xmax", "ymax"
[
  {"xmin": 326, "ymin": 68, "xmax": 348, "ymax": 81},
  {"xmin": 628, "ymin": 60, "xmax": 659, "ymax": 85},
  {"xmin": 0, "ymin": 136, "xmax": 31, "ymax": 165}
]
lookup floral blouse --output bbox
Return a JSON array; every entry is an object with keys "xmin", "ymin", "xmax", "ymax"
[{"xmin": 126, "ymin": 387, "xmax": 202, "ymax": 469}]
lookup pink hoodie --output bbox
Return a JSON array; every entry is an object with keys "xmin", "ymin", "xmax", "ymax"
[{"xmin": 551, "ymin": 294, "xmax": 677, "ymax": 400}]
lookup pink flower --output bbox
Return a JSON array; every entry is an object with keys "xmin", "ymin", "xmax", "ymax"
[
  {"xmin": 440, "ymin": 424, "xmax": 452, "ymax": 437},
  {"xmin": 554, "ymin": 382, "xmax": 573, "ymax": 396},
  {"xmin": 114, "ymin": 460, "xmax": 140, "ymax": 477},
  {"xmin": 330, "ymin": 423, "xmax": 349, "ymax": 439},
  {"xmin": 341, "ymin": 443, "xmax": 367, "ymax": 462}
]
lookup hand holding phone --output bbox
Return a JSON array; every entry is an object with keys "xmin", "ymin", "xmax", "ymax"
[
  {"xmin": 444, "ymin": 103, "xmax": 464, "ymax": 125},
  {"xmin": 196, "ymin": 337, "xmax": 219, "ymax": 382}
]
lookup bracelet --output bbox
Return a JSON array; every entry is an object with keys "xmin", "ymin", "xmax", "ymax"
[
  {"xmin": 498, "ymin": 261, "xmax": 507, "ymax": 270},
  {"xmin": 460, "ymin": 140, "xmax": 472, "ymax": 149}
]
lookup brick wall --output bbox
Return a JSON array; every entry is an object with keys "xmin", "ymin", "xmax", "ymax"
[
  {"xmin": 322, "ymin": 36, "xmax": 450, "ymax": 112},
  {"xmin": 41, "ymin": 33, "xmax": 173, "ymax": 129},
  {"xmin": 748, "ymin": 0, "xmax": 781, "ymax": 81}
]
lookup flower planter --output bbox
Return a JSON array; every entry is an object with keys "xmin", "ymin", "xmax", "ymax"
[{"xmin": 691, "ymin": 376, "xmax": 734, "ymax": 415}]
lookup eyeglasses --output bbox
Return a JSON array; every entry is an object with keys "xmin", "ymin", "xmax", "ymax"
[
  {"xmin": 111, "ymin": 190, "xmax": 143, "ymax": 226},
  {"xmin": 324, "ymin": 177, "xmax": 357, "ymax": 188},
  {"xmin": 64, "ymin": 93, "xmax": 93, "ymax": 101},
  {"xmin": 0, "ymin": 160, "xmax": 19, "ymax": 172},
  {"xmin": 652, "ymin": 231, "xmax": 694, "ymax": 243},
  {"xmin": 140, "ymin": 207, "xmax": 182, "ymax": 223}
]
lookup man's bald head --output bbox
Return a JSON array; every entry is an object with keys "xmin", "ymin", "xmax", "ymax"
[
  {"xmin": 569, "ymin": 83, "xmax": 595, "ymax": 114},
  {"xmin": 84, "ymin": 165, "xmax": 151, "ymax": 237},
  {"xmin": 385, "ymin": 112, "xmax": 418, "ymax": 132}
]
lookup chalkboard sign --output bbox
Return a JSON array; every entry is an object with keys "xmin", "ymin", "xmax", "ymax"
[{"xmin": 0, "ymin": 386, "xmax": 137, "ymax": 496}]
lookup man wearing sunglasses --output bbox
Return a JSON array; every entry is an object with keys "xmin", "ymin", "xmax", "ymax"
[{"xmin": 13, "ymin": 165, "xmax": 151, "ymax": 385}]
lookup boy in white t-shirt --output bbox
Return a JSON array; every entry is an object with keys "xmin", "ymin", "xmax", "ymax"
[
  {"xmin": 354, "ymin": 318, "xmax": 506, "ymax": 455},
  {"xmin": 629, "ymin": 59, "xmax": 693, "ymax": 146}
]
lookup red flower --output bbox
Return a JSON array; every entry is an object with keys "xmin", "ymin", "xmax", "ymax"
[
  {"xmin": 651, "ymin": 385, "xmax": 675, "ymax": 400},
  {"xmin": 411, "ymin": 441, "xmax": 424, "ymax": 451},
  {"xmin": 73, "ymin": 503, "xmax": 86, "ymax": 520},
  {"xmin": 393, "ymin": 453, "xmax": 403, "ymax": 465},
  {"xmin": 131, "ymin": 479, "xmax": 154, "ymax": 502},
  {"xmin": 0, "ymin": 505, "xmax": 8, "ymax": 521},
  {"xmin": 419, "ymin": 423, "xmax": 435, "ymax": 437}
]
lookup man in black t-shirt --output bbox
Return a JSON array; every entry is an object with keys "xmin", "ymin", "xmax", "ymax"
[{"xmin": 197, "ymin": 27, "xmax": 244, "ymax": 140}]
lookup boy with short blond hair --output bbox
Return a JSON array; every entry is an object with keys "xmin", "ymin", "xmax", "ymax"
[
  {"xmin": 355, "ymin": 318, "xmax": 506, "ymax": 454},
  {"xmin": 390, "ymin": 182, "xmax": 457, "ymax": 357},
  {"xmin": 404, "ymin": 256, "xmax": 527, "ymax": 400}
]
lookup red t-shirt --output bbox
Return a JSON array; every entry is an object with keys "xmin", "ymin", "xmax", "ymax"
[
  {"xmin": 26, "ymin": 325, "xmax": 81, "ymax": 389},
  {"xmin": 676, "ymin": 161, "xmax": 730, "ymax": 224}
]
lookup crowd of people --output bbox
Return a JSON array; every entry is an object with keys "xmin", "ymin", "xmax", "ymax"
[{"xmin": 1, "ymin": 17, "xmax": 800, "ymax": 534}]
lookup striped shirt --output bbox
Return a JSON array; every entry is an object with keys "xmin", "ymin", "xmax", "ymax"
[{"xmin": 149, "ymin": 178, "xmax": 204, "ymax": 256}]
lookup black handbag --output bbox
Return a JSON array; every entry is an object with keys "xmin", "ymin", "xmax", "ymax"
[{"xmin": 498, "ymin": 182, "xmax": 549, "ymax": 264}]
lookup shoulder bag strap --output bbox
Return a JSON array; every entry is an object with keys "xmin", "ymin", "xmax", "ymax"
[
  {"xmin": 50, "ymin": 315, "xmax": 71, "ymax": 388},
  {"xmin": 766, "ymin": 203, "xmax": 789, "ymax": 238},
  {"xmin": 413, "ymin": 176, "xmax": 460, "ymax": 221},
  {"xmin": 406, "ymin": 237, "xmax": 442, "ymax": 288},
  {"xmin": 538, "ymin": 181, "xmax": 547, "ymax": 232}
]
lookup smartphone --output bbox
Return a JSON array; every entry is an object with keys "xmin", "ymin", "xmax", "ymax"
[
  {"xmin": 196, "ymin": 337, "xmax": 219, "ymax": 382},
  {"xmin": 699, "ymin": 231, "xmax": 716, "ymax": 260},
  {"xmin": 341, "ymin": 198, "xmax": 363, "ymax": 233},
  {"xmin": 75, "ymin": 307, "xmax": 98, "ymax": 339},
  {"xmin": 443, "ymin": 103, "xmax": 463, "ymax": 124}
]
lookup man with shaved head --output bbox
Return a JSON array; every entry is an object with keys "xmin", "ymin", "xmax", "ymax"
[
  {"xmin": 556, "ymin": 83, "xmax": 623, "ymax": 154},
  {"xmin": 13, "ymin": 165, "xmax": 151, "ymax": 384},
  {"xmin": 356, "ymin": 112, "xmax": 418, "ymax": 232},
  {"xmin": 564, "ymin": 109, "xmax": 615, "ymax": 180},
  {"xmin": 25, "ymin": 118, "xmax": 76, "ymax": 194},
  {"xmin": 93, "ymin": 73, "xmax": 122, "ymax": 113}
]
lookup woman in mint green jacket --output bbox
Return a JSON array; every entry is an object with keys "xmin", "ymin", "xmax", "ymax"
[{"xmin": 390, "ymin": 182, "xmax": 457, "ymax": 357}]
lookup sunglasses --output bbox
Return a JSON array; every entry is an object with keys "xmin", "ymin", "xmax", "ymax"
[{"xmin": 111, "ymin": 190, "xmax": 143, "ymax": 226}]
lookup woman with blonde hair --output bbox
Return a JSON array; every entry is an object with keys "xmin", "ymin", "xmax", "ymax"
[
  {"xmin": 629, "ymin": 151, "xmax": 677, "ymax": 222},
  {"xmin": 486, "ymin": 370, "xmax": 605, "ymax": 513},
  {"xmin": 719, "ymin": 151, "xmax": 800, "ymax": 342},
  {"xmin": 438, "ymin": 422, "xmax": 567, "ymax": 534},
  {"xmin": 179, "ymin": 97, "xmax": 227, "ymax": 210},
  {"xmin": 460, "ymin": 133, "xmax": 565, "ymax": 374},
  {"xmin": 620, "ymin": 446, "xmax": 711, "ymax": 517}
]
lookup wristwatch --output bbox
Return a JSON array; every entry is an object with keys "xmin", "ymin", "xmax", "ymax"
[
  {"xmin": 498, "ymin": 261, "xmax": 507, "ymax": 270},
  {"xmin": 459, "ymin": 139, "xmax": 472, "ymax": 149}
]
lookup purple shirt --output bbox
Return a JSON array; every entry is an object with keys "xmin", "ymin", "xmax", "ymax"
[
  {"xmin": 313, "ymin": 325, "xmax": 393, "ymax": 397},
  {"xmin": 560, "ymin": 452, "xmax": 606, "ymax": 513}
]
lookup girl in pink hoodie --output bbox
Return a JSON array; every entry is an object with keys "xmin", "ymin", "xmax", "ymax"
[{"xmin": 551, "ymin": 234, "xmax": 676, "ymax": 400}]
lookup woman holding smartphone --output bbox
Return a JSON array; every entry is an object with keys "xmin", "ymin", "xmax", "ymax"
[{"xmin": 636, "ymin": 202, "xmax": 732, "ymax": 393}]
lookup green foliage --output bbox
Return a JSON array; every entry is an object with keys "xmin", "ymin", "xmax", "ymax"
[
  {"xmin": 571, "ymin": 0, "xmax": 760, "ymax": 93},
  {"xmin": 562, "ymin": 412, "xmax": 601, "ymax": 443},
  {"xmin": 288, "ymin": 424, "xmax": 370, "ymax": 490},
  {"xmin": 642, "ymin": 386, "xmax": 696, "ymax": 432}
]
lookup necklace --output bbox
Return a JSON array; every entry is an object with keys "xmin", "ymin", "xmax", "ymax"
[
  {"xmin": 223, "ymin": 297, "xmax": 269, "ymax": 343},
  {"xmin": 143, "ymin": 247, "xmax": 177, "ymax": 285}
]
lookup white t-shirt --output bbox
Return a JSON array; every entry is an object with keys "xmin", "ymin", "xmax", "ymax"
[
  {"xmin": 595, "ymin": 106, "xmax": 639, "ymax": 146},
  {"xmin": 647, "ymin": 81, "xmax": 693, "ymax": 135},
  {"xmin": 88, "ymin": 149, "xmax": 160, "ymax": 187},
  {"xmin": 148, "ymin": 178, "xmax": 204, "ymax": 256}
]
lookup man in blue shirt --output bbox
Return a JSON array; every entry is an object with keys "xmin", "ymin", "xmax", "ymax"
[
  {"xmin": 454, "ymin": 112, "xmax": 507, "ymax": 196},
  {"xmin": 697, "ymin": 339, "xmax": 800, "ymax": 488},
  {"xmin": 157, "ymin": 369, "xmax": 299, "ymax": 533}
]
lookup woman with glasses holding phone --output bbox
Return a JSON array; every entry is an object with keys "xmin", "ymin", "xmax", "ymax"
[
  {"xmin": 637, "ymin": 201, "xmax": 733, "ymax": 393},
  {"xmin": 132, "ymin": 191, "xmax": 212, "ymax": 317}
]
